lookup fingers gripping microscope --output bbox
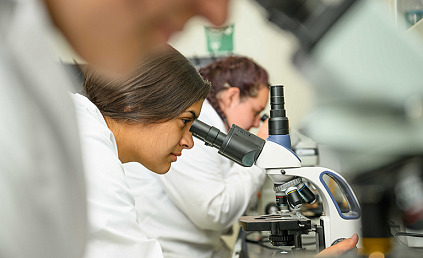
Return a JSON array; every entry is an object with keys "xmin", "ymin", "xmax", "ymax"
[{"xmin": 189, "ymin": 85, "xmax": 361, "ymax": 253}]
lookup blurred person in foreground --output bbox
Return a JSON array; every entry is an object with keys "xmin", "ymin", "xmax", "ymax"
[{"xmin": 0, "ymin": 0, "xmax": 228, "ymax": 257}]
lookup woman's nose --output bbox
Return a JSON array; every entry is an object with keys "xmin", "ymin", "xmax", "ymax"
[{"xmin": 180, "ymin": 131, "xmax": 194, "ymax": 150}]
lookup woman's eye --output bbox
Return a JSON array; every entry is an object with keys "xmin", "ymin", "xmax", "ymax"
[{"xmin": 182, "ymin": 119, "xmax": 191, "ymax": 125}]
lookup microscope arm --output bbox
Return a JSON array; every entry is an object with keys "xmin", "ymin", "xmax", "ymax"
[
  {"xmin": 255, "ymin": 140, "xmax": 301, "ymax": 170},
  {"xmin": 275, "ymin": 167, "xmax": 360, "ymax": 248},
  {"xmin": 256, "ymin": 140, "xmax": 361, "ymax": 248}
]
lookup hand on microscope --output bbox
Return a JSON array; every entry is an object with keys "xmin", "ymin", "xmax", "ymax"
[{"xmin": 316, "ymin": 233, "xmax": 359, "ymax": 257}]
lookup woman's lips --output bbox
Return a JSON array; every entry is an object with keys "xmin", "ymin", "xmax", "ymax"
[{"xmin": 171, "ymin": 153, "xmax": 181, "ymax": 162}]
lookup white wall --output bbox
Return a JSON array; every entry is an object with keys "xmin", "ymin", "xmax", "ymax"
[{"xmin": 169, "ymin": 0, "xmax": 314, "ymax": 130}]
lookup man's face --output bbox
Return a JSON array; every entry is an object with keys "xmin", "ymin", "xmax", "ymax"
[{"xmin": 47, "ymin": 0, "xmax": 229, "ymax": 78}]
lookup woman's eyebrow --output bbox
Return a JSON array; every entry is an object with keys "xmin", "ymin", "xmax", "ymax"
[{"xmin": 187, "ymin": 111, "xmax": 197, "ymax": 120}]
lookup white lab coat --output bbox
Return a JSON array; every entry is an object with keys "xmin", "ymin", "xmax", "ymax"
[
  {"xmin": 0, "ymin": 0, "xmax": 87, "ymax": 257},
  {"xmin": 72, "ymin": 93, "xmax": 163, "ymax": 258},
  {"xmin": 125, "ymin": 99, "xmax": 266, "ymax": 258}
]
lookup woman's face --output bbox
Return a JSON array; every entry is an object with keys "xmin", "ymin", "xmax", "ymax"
[
  {"xmin": 113, "ymin": 100, "xmax": 204, "ymax": 174},
  {"xmin": 224, "ymin": 86, "xmax": 269, "ymax": 131}
]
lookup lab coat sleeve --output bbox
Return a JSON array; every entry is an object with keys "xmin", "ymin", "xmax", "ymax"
[
  {"xmin": 160, "ymin": 137, "xmax": 266, "ymax": 231},
  {"xmin": 74, "ymin": 96, "xmax": 163, "ymax": 258}
]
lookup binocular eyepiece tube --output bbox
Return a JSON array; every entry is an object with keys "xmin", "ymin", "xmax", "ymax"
[
  {"xmin": 189, "ymin": 119, "xmax": 226, "ymax": 149},
  {"xmin": 189, "ymin": 119, "xmax": 266, "ymax": 167}
]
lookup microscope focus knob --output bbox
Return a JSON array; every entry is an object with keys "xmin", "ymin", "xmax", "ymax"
[
  {"xmin": 331, "ymin": 238, "xmax": 346, "ymax": 246},
  {"xmin": 331, "ymin": 238, "xmax": 358, "ymax": 255}
]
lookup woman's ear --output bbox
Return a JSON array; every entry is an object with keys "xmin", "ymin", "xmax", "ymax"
[{"xmin": 217, "ymin": 87, "xmax": 240, "ymax": 110}]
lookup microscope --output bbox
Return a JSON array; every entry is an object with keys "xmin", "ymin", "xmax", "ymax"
[
  {"xmin": 249, "ymin": 0, "xmax": 423, "ymax": 256},
  {"xmin": 190, "ymin": 85, "xmax": 361, "ymax": 254}
]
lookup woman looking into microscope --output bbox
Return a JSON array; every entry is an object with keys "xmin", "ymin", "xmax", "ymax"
[
  {"xmin": 124, "ymin": 56, "xmax": 270, "ymax": 258},
  {"xmin": 72, "ymin": 44, "xmax": 210, "ymax": 258}
]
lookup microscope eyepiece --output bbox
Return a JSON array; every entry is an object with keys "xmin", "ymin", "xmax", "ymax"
[
  {"xmin": 189, "ymin": 119, "xmax": 226, "ymax": 149},
  {"xmin": 269, "ymin": 85, "xmax": 289, "ymax": 135},
  {"xmin": 189, "ymin": 119, "xmax": 265, "ymax": 167},
  {"xmin": 260, "ymin": 114, "xmax": 269, "ymax": 122}
]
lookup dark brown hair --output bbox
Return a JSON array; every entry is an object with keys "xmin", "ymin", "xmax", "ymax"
[
  {"xmin": 199, "ymin": 56, "xmax": 269, "ymax": 127},
  {"xmin": 83, "ymin": 45, "xmax": 210, "ymax": 124}
]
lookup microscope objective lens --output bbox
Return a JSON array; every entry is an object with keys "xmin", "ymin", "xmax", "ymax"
[
  {"xmin": 298, "ymin": 183, "xmax": 316, "ymax": 204},
  {"xmin": 286, "ymin": 186, "xmax": 302, "ymax": 209}
]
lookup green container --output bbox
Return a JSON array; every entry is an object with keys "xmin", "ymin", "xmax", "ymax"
[{"xmin": 205, "ymin": 24, "xmax": 234, "ymax": 55}]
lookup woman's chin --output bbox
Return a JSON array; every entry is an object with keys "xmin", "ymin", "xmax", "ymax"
[{"xmin": 149, "ymin": 163, "xmax": 171, "ymax": 175}]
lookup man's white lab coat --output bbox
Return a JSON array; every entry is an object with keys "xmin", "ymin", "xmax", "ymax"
[
  {"xmin": 72, "ymin": 93, "xmax": 163, "ymax": 258},
  {"xmin": 0, "ymin": 0, "xmax": 86, "ymax": 257},
  {"xmin": 125, "ymin": 99, "xmax": 266, "ymax": 258}
]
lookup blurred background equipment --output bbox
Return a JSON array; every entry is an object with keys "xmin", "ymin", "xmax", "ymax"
[
  {"xmin": 254, "ymin": 0, "xmax": 423, "ymax": 256},
  {"xmin": 399, "ymin": 0, "xmax": 423, "ymax": 28}
]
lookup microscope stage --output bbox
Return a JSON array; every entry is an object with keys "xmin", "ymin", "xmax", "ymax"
[{"xmin": 239, "ymin": 214, "xmax": 312, "ymax": 232}]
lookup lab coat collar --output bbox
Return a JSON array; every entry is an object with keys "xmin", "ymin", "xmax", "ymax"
[{"xmin": 201, "ymin": 99, "xmax": 228, "ymax": 133}]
